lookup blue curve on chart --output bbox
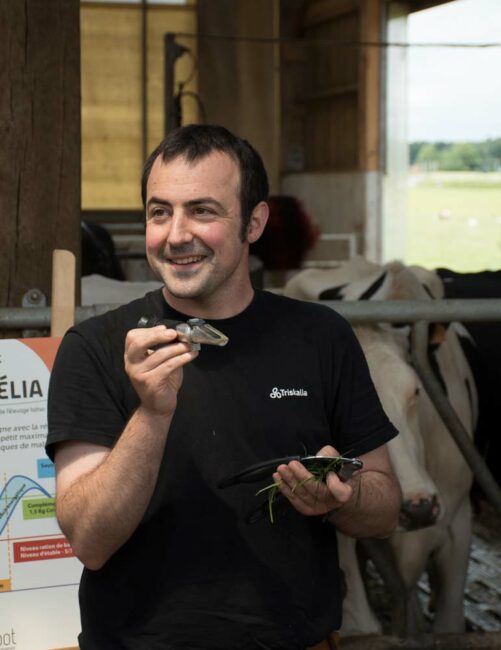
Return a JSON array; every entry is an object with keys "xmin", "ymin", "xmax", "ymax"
[{"xmin": 0, "ymin": 475, "xmax": 52, "ymax": 536}]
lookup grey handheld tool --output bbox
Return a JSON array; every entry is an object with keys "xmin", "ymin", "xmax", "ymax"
[{"xmin": 137, "ymin": 316, "xmax": 229, "ymax": 351}]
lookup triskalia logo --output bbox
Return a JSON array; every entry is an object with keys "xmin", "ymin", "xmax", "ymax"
[{"xmin": 270, "ymin": 387, "xmax": 308, "ymax": 399}]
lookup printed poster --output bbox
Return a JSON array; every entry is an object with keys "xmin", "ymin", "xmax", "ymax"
[{"xmin": 0, "ymin": 338, "xmax": 81, "ymax": 650}]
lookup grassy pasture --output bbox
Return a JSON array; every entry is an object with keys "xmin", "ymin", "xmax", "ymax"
[{"xmin": 405, "ymin": 172, "xmax": 501, "ymax": 272}]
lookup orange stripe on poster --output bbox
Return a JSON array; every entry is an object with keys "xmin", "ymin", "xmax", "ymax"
[{"xmin": 17, "ymin": 338, "xmax": 62, "ymax": 372}]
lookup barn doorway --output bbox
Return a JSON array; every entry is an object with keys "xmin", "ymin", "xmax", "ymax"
[{"xmin": 383, "ymin": 0, "xmax": 501, "ymax": 272}]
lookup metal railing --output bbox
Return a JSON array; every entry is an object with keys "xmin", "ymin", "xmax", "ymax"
[{"xmin": 1, "ymin": 298, "xmax": 500, "ymax": 328}]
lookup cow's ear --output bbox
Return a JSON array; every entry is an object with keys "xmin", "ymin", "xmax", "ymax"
[{"xmin": 429, "ymin": 322, "xmax": 448, "ymax": 348}]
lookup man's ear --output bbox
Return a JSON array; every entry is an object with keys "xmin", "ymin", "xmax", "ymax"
[{"xmin": 246, "ymin": 201, "xmax": 269, "ymax": 243}]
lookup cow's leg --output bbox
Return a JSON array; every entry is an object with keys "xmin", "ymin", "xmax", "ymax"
[
  {"xmin": 391, "ymin": 528, "xmax": 438, "ymax": 634},
  {"xmin": 391, "ymin": 528, "xmax": 435, "ymax": 588},
  {"xmin": 337, "ymin": 534, "xmax": 381, "ymax": 636},
  {"xmin": 359, "ymin": 537, "xmax": 408, "ymax": 635},
  {"xmin": 430, "ymin": 498, "xmax": 472, "ymax": 633}
]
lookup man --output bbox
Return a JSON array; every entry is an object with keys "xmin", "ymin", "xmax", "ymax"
[{"xmin": 47, "ymin": 125, "xmax": 401, "ymax": 650}]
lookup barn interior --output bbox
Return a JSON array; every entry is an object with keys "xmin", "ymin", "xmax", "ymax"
[
  {"xmin": 2, "ymin": 0, "xmax": 500, "ymax": 294},
  {"xmin": 2, "ymin": 0, "xmax": 468, "ymax": 305},
  {"xmin": 81, "ymin": 0, "xmax": 413, "ymax": 285},
  {"xmin": 1, "ymin": 0, "xmax": 501, "ymax": 647}
]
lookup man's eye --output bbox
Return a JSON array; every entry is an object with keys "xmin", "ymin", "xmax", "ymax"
[
  {"xmin": 149, "ymin": 208, "xmax": 168, "ymax": 220},
  {"xmin": 193, "ymin": 206, "xmax": 214, "ymax": 216}
]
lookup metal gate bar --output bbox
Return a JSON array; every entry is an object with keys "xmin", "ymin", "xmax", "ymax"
[
  {"xmin": 321, "ymin": 298, "xmax": 501, "ymax": 323},
  {"xmin": 1, "ymin": 298, "xmax": 501, "ymax": 328}
]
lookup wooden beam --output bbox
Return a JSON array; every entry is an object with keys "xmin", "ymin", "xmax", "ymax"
[
  {"xmin": 407, "ymin": 0, "xmax": 455, "ymax": 14},
  {"xmin": 304, "ymin": 0, "xmax": 358, "ymax": 28},
  {"xmin": 301, "ymin": 83, "xmax": 358, "ymax": 103},
  {"xmin": 358, "ymin": 0, "xmax": 381, "ymax": 171},
  {"xmin": 272, "ymin": 0, "xmax": 281, "ymax": 194},
  {"xmin": 0, "ymin": 0, "xmax": 81, "ymax": 310},
  {"xmin": 197, "ymin": 0, "xmax": 279, "ymax": 192}
]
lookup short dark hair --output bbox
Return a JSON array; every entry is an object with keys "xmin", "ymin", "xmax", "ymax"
[{"xmin": 141, "ymin": 124, "xmax": 269, "ymax": 239}]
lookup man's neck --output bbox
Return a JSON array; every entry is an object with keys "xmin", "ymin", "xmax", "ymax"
[{"xmin": 162, "ymin": 283, "xmax": 255, "ymax": 320}]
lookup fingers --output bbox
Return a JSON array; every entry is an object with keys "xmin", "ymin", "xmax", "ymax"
[
  {"xmin": 125, "ymin": 326, "xmax": 180, "ymax": 364},
  {"xmin": 325, "ymin": 471, "xmax": 354, "ymax": 504},
  {"xmin": 274, "ymin": 461, "xmax": 333, "ymax": 516},
  {"xmin": 316, "ymin": 444, "xmax": 339, "ymax": 458},
  {"xmin": 314, "ymin": 445, "xmax": 355, "ymax": 504},
  {"xmin": 124, "ymin": 325, "xmax": 199, "ymax": 416},
  {"xmin": 126, "ymin": 326, "xmax": 198, "ymax": 370},
  {"xmin": 274, "ymin": 458, "xmax": 355, "ymax": 516}
]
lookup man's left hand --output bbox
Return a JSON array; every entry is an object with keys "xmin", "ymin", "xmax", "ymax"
[{"xmin": 273, "ymin": 445, "xmax": 358, "ymax": 517}]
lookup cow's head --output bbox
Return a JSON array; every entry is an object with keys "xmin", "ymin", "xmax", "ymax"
[
  {"xmin": 284, "ymin": 259, "xmax": 476, "ymax": 531},
  {"xmin": 354, "ymin": 325, "xmax": 441, "ymax": 531}
]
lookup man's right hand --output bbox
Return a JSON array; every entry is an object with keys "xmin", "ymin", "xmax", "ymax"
[
  {"xmin": 124, "ymin": 325, "xmax": 199, "ymax": 417},
  {"xmin": 55, "ymin": 325, "xmax": 199, "ymax": 570}
]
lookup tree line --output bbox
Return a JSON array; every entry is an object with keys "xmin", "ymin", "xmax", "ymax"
[{"xmin": 410, "ymin": 139, "xmax": 501, "ymax": 172}]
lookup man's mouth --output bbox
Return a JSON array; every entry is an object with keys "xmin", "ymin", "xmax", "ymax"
[{"xmin": 168, "ymin": 255, "xmax": 205, "ymax": 266}]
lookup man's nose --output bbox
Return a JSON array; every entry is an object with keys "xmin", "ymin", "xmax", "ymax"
[{"xmin": 167, "ymin": 212, "xmax": 192, "ymax": 246}]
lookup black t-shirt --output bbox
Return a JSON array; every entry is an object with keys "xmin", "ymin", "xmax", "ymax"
[{"xmin": 47, "ymin": 289, "xmax": 397, "ymax": 650}]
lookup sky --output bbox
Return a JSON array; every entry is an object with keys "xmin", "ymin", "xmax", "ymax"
[{"xmin": 408, "ymin": 0, "xmax": 501, "ymax": 142}]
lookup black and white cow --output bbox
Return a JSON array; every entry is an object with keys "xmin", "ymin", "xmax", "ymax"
[
  {"xmin": 437, "ymin": 268, "xmax": 501, "ymax": 488},
  {"xmin": 284, "ymin": 259, "xmax": 478, "ymax": 634}
]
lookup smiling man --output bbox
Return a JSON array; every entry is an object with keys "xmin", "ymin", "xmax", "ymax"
[
  {"xmin": 46, "ymin": 125, "xmax": 401, "ymax": 650},
  {"xmin": 144, "ymin": 149, "xmax": 266, "ymax": 316}
]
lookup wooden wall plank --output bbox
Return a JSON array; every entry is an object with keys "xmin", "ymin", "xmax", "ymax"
[
  {"xmin": 283, "ymin": 0, "xmax": 360, "ymax": 172},
  {"xmin": 358, "ymin": 0, "xmax": 381, "ymax": 171},
  {"xmin": 197, "ymin": 0, "xmax": 279, "ymax": 192},
  {"xmin": 281, "ymin": 0, "xmax": 383, "ymax": 174},
  {"xmin": 304, "ymin": 0, "xmax": 357, "ymax": 27},
  {"xmin": 81, "ymin": 3, "xmax": 197, "ymax": 209}
]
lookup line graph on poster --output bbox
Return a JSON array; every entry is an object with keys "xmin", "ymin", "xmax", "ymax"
[
  {"xmin": 0, "ymin": 339, "xmax": 82, "ymax": 594},
  {"xmin": 0, "ymin": 471, "xmax": 81, "ymax": 594}
]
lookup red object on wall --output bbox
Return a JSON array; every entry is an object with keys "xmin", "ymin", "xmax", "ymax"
[{"xmin": 251, "ymin": 195, "xmax": 319, "ymax": 270}]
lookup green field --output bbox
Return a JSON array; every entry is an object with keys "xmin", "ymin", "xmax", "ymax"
[{"xmin": 405, "ymin": 172, "xmax": 501, "ymax": 272}]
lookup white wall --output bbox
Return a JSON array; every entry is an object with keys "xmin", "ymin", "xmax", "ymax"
[
  {"xmin": 281, "ymin": 171, "xmax": 383, "ymax": 261},
  {"xmin": 382, "ymin": 2, "xmax": 409, "ymax": 263}
]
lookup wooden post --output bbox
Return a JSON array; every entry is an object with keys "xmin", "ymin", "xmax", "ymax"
[
  {"xmin": 359, "ymin": 0, "xmax": 381, "ymax": 172},
  {"xmin": 51, "ymin": 250, "xmax": 76, "ymax": 337},
  {"xmin": 0, "ymin": 0, "xmax": 81, "ymax": 312},
  {"xmin": 197, "ymin": 0, "xmax": 279, "ymax": 192}
]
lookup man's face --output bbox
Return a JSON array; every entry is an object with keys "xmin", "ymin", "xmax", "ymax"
[{"xmin": 145, "ymin": 151, "xmax": 250, "ymax": 311}]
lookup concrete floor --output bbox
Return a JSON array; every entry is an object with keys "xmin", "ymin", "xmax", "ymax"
[{"xmin": 417, "ymin": 499, "xmax": 501, "ymax": 632}]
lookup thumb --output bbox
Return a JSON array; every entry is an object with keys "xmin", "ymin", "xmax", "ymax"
[
  {"xmin": 326, "ymin": 470, "xmax": 354, "ymax": 504},
  {"xmin": 316, "ymin": 444, "xmax": 340, "ymax": 458}
]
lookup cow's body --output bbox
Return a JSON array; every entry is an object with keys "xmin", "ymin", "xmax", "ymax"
[
  {"xmin": 284, "ymin": 259, "xmax": 477, "ymax": 634},
  {"xmin": 437, "ymin": 268, "xmax": 501, "ymax": 487}
]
